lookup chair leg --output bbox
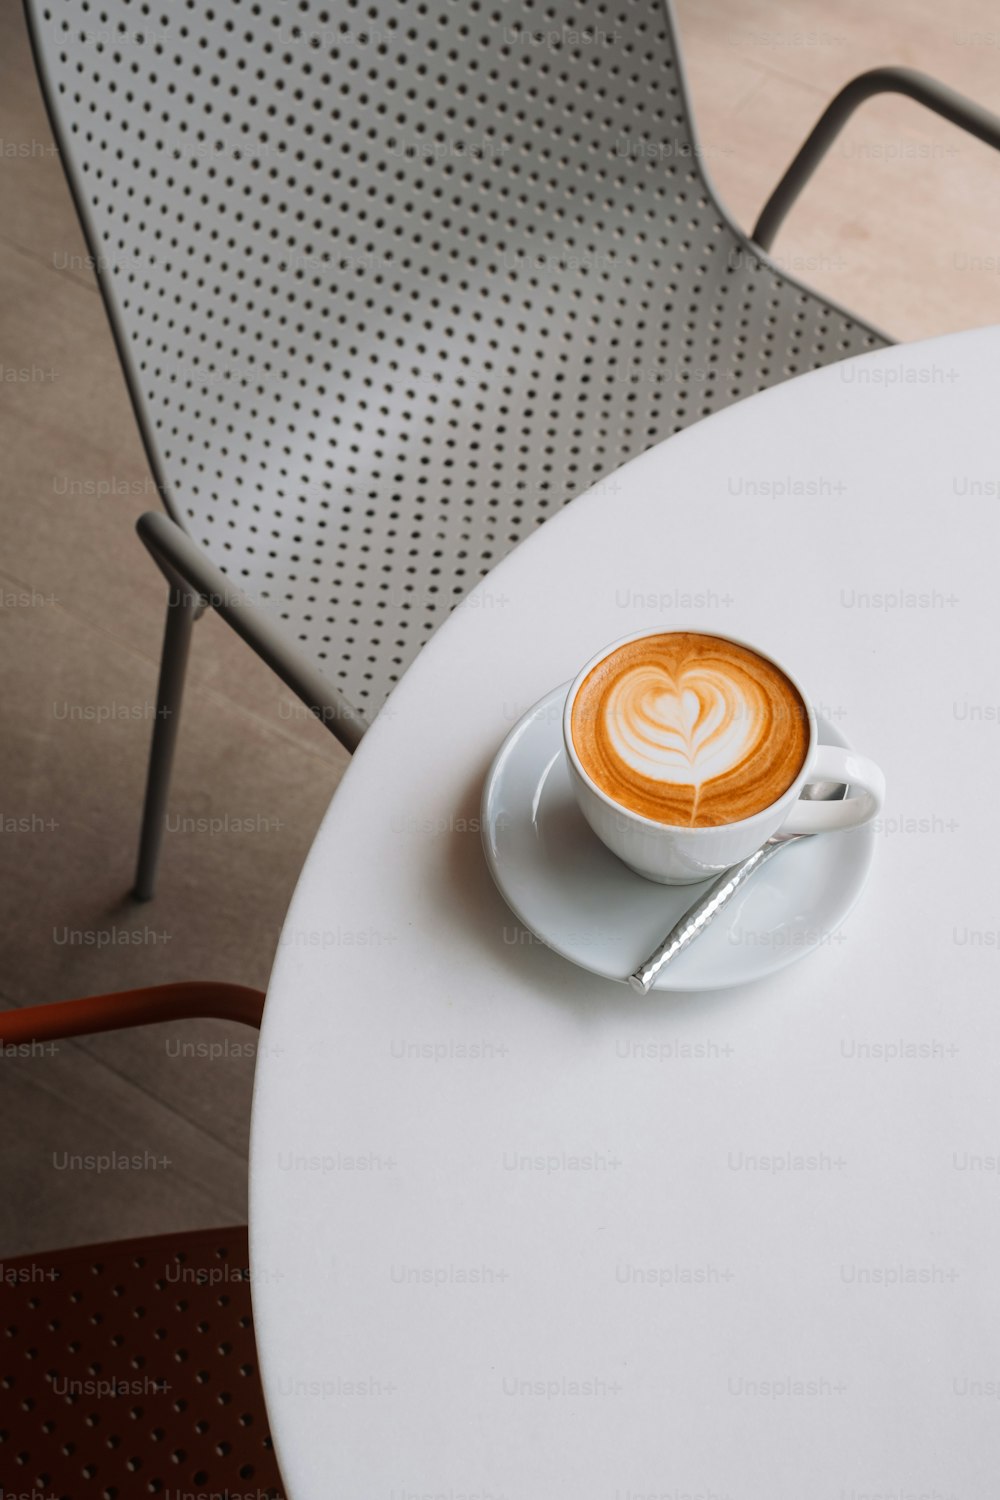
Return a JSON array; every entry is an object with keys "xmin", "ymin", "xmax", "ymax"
[{"xmin": 133, "ymin": 585, "xmax": 200, "ymax": 902}]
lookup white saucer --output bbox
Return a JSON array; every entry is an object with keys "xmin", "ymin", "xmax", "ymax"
[{"xmin": 481, "ymin": 685, "xmax": 876, "ymax": 992}]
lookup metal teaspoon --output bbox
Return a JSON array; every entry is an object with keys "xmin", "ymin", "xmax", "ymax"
[{"xmin": 627, "ymin": 780, "xmax": 848, "ymax": 994}]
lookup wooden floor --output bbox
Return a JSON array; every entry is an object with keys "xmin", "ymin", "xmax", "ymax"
[{"xmin": 1, "ymin": 0, "xmax": 998, "ymax": 1257}]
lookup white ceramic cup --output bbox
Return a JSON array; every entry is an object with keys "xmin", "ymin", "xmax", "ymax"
[{"xmin": 562, "ymin": 629, "xmax": 886, "ymax": 885}]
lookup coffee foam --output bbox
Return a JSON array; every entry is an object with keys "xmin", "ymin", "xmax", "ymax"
[{"xmin": 570, "ymin": 633, "xmax": 809, "ymax": 827}]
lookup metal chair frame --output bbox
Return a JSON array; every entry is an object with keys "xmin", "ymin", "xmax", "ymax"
[
  {"xmin": 754, "ymin": 66, "xmax": 1000, "ymax": 251},
  {"xmin": 22, "ymin": 3, "xmax": 1000, "ymax": 901}
]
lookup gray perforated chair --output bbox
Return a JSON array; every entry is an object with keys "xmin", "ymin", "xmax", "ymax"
[{"xmin": 23, "ymin": 1, "xmax": 1000, "ymax": 899}]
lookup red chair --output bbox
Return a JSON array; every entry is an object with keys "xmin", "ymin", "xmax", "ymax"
[{"xmin": 0, "ymin": 984, "xmax": 284, "ymax": 1498}]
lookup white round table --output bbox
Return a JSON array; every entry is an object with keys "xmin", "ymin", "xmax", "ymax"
[{"xmin": 250, "ymin": 327, "xmax": 999, "ymax": 1498}]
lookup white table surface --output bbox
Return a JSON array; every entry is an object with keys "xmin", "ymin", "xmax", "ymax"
[{"xmin": 250, "ymin": 327, "xmax": 1000, "ymax": 1500}]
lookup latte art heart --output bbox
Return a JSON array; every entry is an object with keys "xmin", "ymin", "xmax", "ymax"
[
  {"xmin": 605, "ymin": 665, "xmax": 765, "ymax": 789},
  {"xmin": 571, "ymin": 633, "xmax": 809, "ymax": 828}
]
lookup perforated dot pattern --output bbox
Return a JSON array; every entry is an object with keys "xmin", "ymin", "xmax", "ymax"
[
  {"xmin": 0, "ymin": 1227, "xmax": 282, "ymax": 1498},
  {"xmin": 31, "ymin": 0, "xmax": 887, "ymax": 719}
]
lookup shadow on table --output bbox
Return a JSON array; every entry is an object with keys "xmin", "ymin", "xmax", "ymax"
[{"xmin": 440, "ymin": 752, "xmax": 771, "ymax": 1029}]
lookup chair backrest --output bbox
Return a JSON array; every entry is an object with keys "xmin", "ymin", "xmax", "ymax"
[{"xmin": 27, "ymin": 0, "xmax": 883, "ymax": 719}]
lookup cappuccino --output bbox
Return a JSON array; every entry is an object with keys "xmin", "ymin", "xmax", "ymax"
[{"xmin": 570, "ymin": 631, "xmax": 808, "ymax": 827}]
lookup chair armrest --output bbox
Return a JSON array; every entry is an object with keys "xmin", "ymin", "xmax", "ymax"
[
  {"xmin": 0, "ymin": 983, "xmax": 266, "ymax": 1045},
  {"xmin": 137, "ymin": 511, "xmax": 367, "ymax": 753},
  {"xmin": 752, "ymin": 66, "xmax": 1000, "ymax": 252}
]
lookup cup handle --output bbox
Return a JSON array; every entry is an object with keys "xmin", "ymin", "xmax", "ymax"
[{"xmin": 778, "ymin": 744, "xmax": 885, "ymax": 836}]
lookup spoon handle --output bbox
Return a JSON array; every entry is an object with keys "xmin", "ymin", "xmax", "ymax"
[{"xmin": 628, "ymin": 839, "xmax": 790, "ymax": 994}]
